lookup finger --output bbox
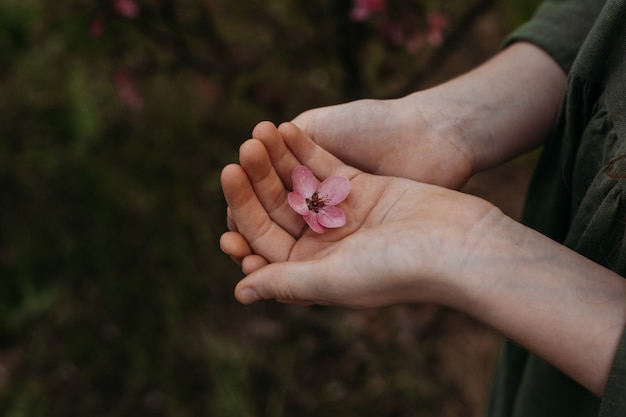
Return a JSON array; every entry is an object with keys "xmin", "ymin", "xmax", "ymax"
[
  {"xmin": 242, "ymin": 254, "xmax": 269, "ymax": 275},
  {"xmin": 219, "ymin": 232, "xmax": 270, "ymax": 272},
  {"xmin": 239, "ymin": 138, "xmax": 304, "ymax": 237},
  {"xmin": 252, "ymin": 121, "xmax": 302, "ymax": 188},
  {"xmin": 226, "ymin": 207, "xmax": 238, "ymax": 232},
  {"xmin": 221, "ymin": 163, "xmax": 296, "ymax": 263},
  {"xmin": 234, "ymin": 260, "xmax": 342, "ymax": 305},
  {"xmin": 277, "ymin": 122, "xmax": 361, "ymax": 181},
  {"xmin": 220, "ymin": 231, "xmax": 252, "ymax": 261}
]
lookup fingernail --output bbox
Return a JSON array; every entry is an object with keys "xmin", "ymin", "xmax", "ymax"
[{"xmin": 238, "ymin": 287, "xmax": 260, "ymax": 304}]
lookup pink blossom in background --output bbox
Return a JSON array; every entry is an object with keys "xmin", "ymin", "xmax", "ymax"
[
  {"xmin": 377, "ymin": 10, "xmax": 449, "ymax": 53},
  {"xmin": 426, "ymin": 11, "xmax": 450, "ymax": 47},
  {"xmin": 110, "ymin": 0, "xmax": 140, "ymax": 18},
  {"xmin": 383, "ymin": 21, "xmax": 425, "ymax": 53},
  {"xmin": 112, "ymin": 67, "xmax": 144, "ymax": 111},
  {"xmin": 383, "ymin": 21, "xmax": 406, "ymax": 46},
  {"xmin": 403, "ymin": 31, "xmax": 425, "ymax": 53},
  {"xmin": 350, "ymin": 0, "xmax": 387, "ymax": 22},
  {"xmin": 89, "ymin": 13, "xmax": 106, "ymax": 38},
  {"xmin": 287, "ymin": 165, "xmax": 350, "ymax": 234}
]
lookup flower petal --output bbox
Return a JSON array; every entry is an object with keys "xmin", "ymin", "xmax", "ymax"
[
  {"xmin": 291, "ymin": 165, "xmax": 318, "ymax": 197},
  {"xmin": 318, "ymin": 206, "xmax": 346, "ymax": 229},
  {"xmin": 318, "ymin": 176, "xmax": 350, "ymax": 205},
  {"xmin": 304, "ymin": 213, "xmax": 326, "ymax": 234},
  {"xmin": 287, "ymin": 191, "xmax": 310, "ymax": 216}
]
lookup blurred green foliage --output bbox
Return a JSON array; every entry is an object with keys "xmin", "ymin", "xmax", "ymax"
[
  {"xmin": 504, "ymin": 0, "xmax": 544, "ymax": 27},
  {"xmin": 0, "ymin": 0, "xmax": 539, "ymax": 416}
]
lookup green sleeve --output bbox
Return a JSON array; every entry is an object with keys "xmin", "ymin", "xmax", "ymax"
[{"xmin": 504, "ymin": 0, "xmax": 606, "ymax": 73}]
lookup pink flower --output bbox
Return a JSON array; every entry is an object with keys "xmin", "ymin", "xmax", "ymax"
[
  {"xmin": 350, "ymin": 0, "xmax": 387, "ymax": 22},
  {"xmin": 288, "ymin": 165, "xmax": 350, "ymax": 234}
]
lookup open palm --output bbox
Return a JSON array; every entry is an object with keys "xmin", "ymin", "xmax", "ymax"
[{"xmin": 221, "ymin": 122, "xmax": 495, "ymax": 307}]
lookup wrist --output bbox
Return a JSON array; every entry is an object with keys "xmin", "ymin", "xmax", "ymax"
[
  {"xmin": 403, "ymin": 43, "xmax": 566, "ymax": 175},
  {"xmin": 390, "ymin": 93, "xmax": 475, "ymax": 188},
  {"xmin": 428, "ymin": 196, "xmax": 511, "ymax": 308},
  {"xmin": 441, "ymin": 210, "xmax": 626, "ymax": 395},
  {"xmin": 389, "ymin": 188, "xmax": 509, "ymax": 308}
]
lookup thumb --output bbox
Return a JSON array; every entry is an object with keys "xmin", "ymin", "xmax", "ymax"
[{"xmin": 234, "ymin": 261, "xmax": 329, "ymax": 305}]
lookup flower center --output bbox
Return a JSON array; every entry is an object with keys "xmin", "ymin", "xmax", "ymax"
[{"xmin": 305, "ymin": 192, "xmax": 326, "ymax": 213}]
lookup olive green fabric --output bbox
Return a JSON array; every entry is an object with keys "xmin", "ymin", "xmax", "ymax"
[{"xmin": 487, "ymin": 1, "xmax": 626, "ymax": 416}]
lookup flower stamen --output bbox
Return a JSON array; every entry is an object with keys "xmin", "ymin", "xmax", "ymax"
[{"xmin": 306, "ymin": 192, "xmax": 328, "ymax": 213}]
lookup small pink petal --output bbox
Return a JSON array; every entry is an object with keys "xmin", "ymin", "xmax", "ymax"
[
  {"xmin": 318, "ymin": 206, "xmax": 347, "ymax": 229},
  {"xmin": 318, "ymin": 176, "xmax": 350, "ymax": 205},
  {"xmin": 304, "ymin": 213, "xmax": 326, "ymax": 234},
  {"xmin": 291, "ymin": 165, "xmax": 318, "ymax": 197},
  {"xmin": 287, "ymin": 191, "xmax": 310, "ymax": 216}
]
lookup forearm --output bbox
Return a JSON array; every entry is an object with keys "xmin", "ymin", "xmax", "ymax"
[
  {"xmin": 293, "ymin": 42, "xmax": 567, "ymax": 188},
  {"xmin": 448, "ymin": 210, "xmax": 626, "ymax": 396},
  {"xmin": 227, "ymin": 120, "xmax": 623, "ymax": 395},
  {"xmin": 404, "ymin": 41, "xmax": 567, "ymax": 173}
]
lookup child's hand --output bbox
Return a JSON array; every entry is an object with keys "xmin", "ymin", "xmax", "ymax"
[{"xmin": 220, "ymin": 122, "xmax": 497, "ymax": 308}]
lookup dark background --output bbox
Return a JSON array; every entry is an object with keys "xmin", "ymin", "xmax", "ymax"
[{"xmin": 0, "ymin": 1, "xmax": 541, "ymax": 415}]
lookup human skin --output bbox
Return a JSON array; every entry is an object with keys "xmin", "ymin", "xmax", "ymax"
[
  {"xmin": 292, "ymin": 42, "xmax": 568, "ymax": 189},
  {"xmin": 220, "ymin": 122, "xmax": 626, "ymax": 398},
  {"xmin": 224, "ymin": 42, "xmax": 567, "ymax": 270},
  {"xmin": 220, "ymin": 41, "xmax": 625, "ymax": 396}
]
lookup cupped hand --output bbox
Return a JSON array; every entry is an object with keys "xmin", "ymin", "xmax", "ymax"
[
  {"xmin": 220, "ymin": 122, "xmax": 499, "ymax": 308},
  {"xmin": 291, "ymin": 97, "xmax": 474, "ymax": 189}
]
